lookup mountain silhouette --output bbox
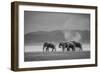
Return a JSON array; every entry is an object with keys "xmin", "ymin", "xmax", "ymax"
[
  {"xmin": 24, "ymin": 30, "xmax": 65, "ymax": 45},
  {"xmin": 24, "ymin": 30, "xmax": 90, "ymax": 45}
]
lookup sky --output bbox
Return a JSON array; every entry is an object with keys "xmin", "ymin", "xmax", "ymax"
[{"xmin": 24, "ymin": 11, "xmax": 90, "ymax": 34}]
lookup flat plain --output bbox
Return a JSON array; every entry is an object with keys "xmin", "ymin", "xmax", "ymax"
[{"xmin": 24, "ymin": 51, "xmax": 90, "ymax": 61}]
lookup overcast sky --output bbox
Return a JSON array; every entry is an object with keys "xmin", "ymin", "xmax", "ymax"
[{"xmin": 24, "ymin": 11, "xmax": 90, "ymax": 34}]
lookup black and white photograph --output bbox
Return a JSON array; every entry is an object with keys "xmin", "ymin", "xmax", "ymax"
[
  {"xmin": 24, "ymin": 11, "xmax": 90, "ymax": 62},
  {"xmin": 11, "ymin": 1, "xmax": 97, "ymax": 71}
]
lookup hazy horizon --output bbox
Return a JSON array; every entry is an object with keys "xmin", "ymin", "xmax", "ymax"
[{"xmin": 24, "ymin": 11, "xmax": 90, "ymax": 34}]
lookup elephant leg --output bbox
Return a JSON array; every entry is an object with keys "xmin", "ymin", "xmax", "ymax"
[
  {"xmin": 67, "ymin": 47, "xmax": 70, "ymax": 51},
  {"xmin": 80, "ymin": 46, "xmax": 82, "ymax": 51},
  {"xmin": 52, "ymin": 48, "xmax": 54, "ymax": 52},
  {"xmin": 63, "ymin": 47, "xmax": 65, "ymax": 52},
  {"xmin": 46, "ymin": 47, "xmax": 49, "ymax": 52},
  {"xmin": 80, "ymin": 47, "xmax": 82, "ymax": 51},
  {"xmin": 43, "ymin": 47, "xmax": 46, "ymax": 52},
  {"xmin": 54, "ymin": 48, "xmax": 56, "ymax": 52},
  {"xmin": 72, "ymin": 47, "xmax": 75, "ymax": 51},
  {"xmin": 43, "ymin": 47, "xmax": 44, "ymax": 52},
  {"xmin": 45, "ymin": 48, "xmax": 47, "ymax": 52}
]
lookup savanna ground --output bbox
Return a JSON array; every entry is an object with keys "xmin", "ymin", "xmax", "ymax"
[
  {"xmin": 24, "ymin": 44, "xmax": 90, "ymax": 61},
  {"xmin": 24, "ymin": 51, "xmax": 90, "ymax": 61}
]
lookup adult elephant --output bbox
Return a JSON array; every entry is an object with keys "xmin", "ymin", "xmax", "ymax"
[
  {"xmin": 59, "ymin": 42, "xmax": 75, "ymax": 52},
  {"xmin": 43, "ymin": 42, "xmax": 56, "ymax": 52},
  {"xmin": 70, "ymin": 41, "xmax": 82, "ymax": 51},
  {"xmin": 59, "ymin": 41, "xmax": 82, "ymax": 52}
]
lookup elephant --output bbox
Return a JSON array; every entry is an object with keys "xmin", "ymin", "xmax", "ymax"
[
  {"xmin": 59, "ymin": 42, "xmax": 75, "ymax": 52},
  {"xmin": 70, "ymin": 41, "xmax": 82, "ymax": 51},
  {"xmin": 59, "ymin": 41, "xmax": 82, "ymax": 52},
  {"xmin": 43, "ymin": 42, "xmax": 56, "ymax": 52}
]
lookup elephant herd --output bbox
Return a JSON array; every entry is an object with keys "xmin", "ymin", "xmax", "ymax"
[{"xmin": 43, "ymin": 41, "xmax": 82, "ymax": 52}]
